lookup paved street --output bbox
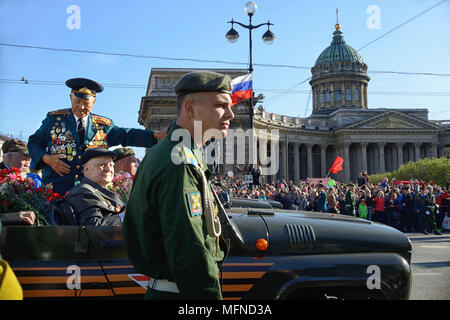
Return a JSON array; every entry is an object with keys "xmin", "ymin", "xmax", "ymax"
[{"xmin": 407, "ymin": 232, "xmax": 450, "ymax": 300}]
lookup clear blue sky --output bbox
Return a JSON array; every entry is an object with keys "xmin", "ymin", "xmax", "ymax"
[{"xmin": 1, "ymin": 0, "xmax": 449, "ymax": 159}]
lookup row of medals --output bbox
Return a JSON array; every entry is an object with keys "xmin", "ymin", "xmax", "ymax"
[{"xmin": 49, "ymin": 121, "xmax": 78, "ymax": 162}]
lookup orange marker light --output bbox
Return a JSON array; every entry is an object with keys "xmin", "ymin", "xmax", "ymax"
[{"xmin": 256, "ymin": 238, "xmax": 268, "ymax": 252}]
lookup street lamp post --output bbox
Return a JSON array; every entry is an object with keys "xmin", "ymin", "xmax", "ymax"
[{"xmin": 226, "ymin": 1, "xmax": 274, "ymax": 129}]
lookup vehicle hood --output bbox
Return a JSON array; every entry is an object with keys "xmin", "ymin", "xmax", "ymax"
[{"xmin": 227, "ymin": 209, "xmax": 412, "ymax": 256}]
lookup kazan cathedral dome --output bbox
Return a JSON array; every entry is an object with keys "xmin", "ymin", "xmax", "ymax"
[
  {"xmin": 139, "ymin": 23, "xmax": 449, "ymax": 183},
  {"xmin": 310, "ymin": 23, "xmax": 370, "ymax": 113}
]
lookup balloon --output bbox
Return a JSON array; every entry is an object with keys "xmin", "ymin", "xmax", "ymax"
[{"xmin": 328, "ymin": 179, "xmax": 335, "ymax": 187}]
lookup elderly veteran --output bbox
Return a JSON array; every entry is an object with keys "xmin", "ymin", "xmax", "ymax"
[
  {"xmin": 113, "ymin": 147, "xmax": 138, "ymax": 176},
  {"xmin": 0, "ymin": 140, "xmax": 36, "ymax": 226},
  {"xmin": 67, "ymin": 148, "xmax": 125, "ymax": 226},
  {"xmin": 123, "ymin": 71, "xmax": 234, "ymax": 300},
  {"xmin": 1, "ymin": 139, "xmax": 31, "ymax": 173},
  {"xmin": 28, "ymin": 78, "xmax": 166, "ymax": 196}
]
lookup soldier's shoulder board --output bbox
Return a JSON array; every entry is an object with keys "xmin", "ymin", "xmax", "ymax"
[
  {"xmin": 92, "ymin": 115, "xmax": 112, "ymax": 126},
  {"xmin": 181, "ymin": 146, "xmax": 199, "ymax": 168},
  {"xmin": 49, "ymin": 108, "xmax": 70, "ymax": 116}
]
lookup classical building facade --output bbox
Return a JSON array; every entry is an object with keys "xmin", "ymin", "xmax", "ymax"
[{"xmin": 138, "ymin": 24, "xmax": 450, "ymax": 183}]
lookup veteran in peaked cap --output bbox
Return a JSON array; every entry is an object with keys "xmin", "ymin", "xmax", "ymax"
[
  {"xmin": 66, "ymin": 78, "xmax": 104, "ymax": 100},
  {"xmin": 28, "ymin": 77, "xmax": 166, "ymax": 195}
]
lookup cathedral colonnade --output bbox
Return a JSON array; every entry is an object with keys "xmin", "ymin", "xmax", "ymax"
[{"xmin": 255, "ymin": 140, "xmax": 442, "ymax": 184}]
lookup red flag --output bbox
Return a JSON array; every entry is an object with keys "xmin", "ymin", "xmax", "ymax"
[{"xmin": 329, "ymin": 156, "xmax": 344, "ymax": 174}]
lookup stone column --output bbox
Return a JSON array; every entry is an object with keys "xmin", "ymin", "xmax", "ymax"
[
  {"xmin": 293, "ymin": 142, "xmax": 300, "ymax": 184},
  {"xmin": 414, "ymin": 143, "xmax": 421, "ymax": 162},
  {"xmin": 397, "ymin": 142, "xmax": 404, "ymax": 169},
  {"xmin": 306, "ymin": 143, "xmax": 313, "ymax": 178},
  {"xmin": 280, "ymin": 140, "xmax": 287, "ymax": 179},
  {"xmin": 379, "ymin": 142, "xmax": 386, "ymax": 173},
  {"xmin": 343, "ymin": 143, "xmax": 351, "ymax": 182},
  {"xmin": 432, "ymin": 143, "xmax": 438, "ymax": 158},
  {"xmin": 361, "ymin": 142, "xmax": 368, "ymax": 172},
  {"xmin": 321, "ymin": 144, "xmax": 327, "ymax": 177}
]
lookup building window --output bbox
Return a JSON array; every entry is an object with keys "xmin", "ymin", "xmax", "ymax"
[
  {"xmin": 345, "ymin": 88, "xmax": 351, "ymax": 101},
  {"xmin": 334, "ymin": 89, "xmax": 341, "ymax": 102},
  {"xmin": 354, "ymin": 88, "xmax": 360, "ymax": 101},
  {"xmin": 325, "ymin": 91, "xmax": 331, "ymax": 102},
  {"xmin": 319, "ymin": 92, "xmax": 324, "ymax": 103}
]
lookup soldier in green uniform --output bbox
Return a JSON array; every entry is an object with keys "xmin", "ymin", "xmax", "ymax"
[
  {"xmin": 345, "ymin": 184, "xmax": 357, "ymax": 216},
  {"xmin": 423, "ymin": 186, "xmax": 442, "ymax": 235},
  {"xmin": 123, "ymin": 71, "xmax": 234, "ymax": 300},
  {"xmin": 28, "ymin": 78, "xmax": 166, "ymax": 195}
]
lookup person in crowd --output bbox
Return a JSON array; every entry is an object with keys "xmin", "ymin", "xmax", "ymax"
[
  {"xmin": 113, "ymin": 147, "xmax": 138, "ymax": 176},
  {"xmin": 0, "ymin": 140, "xmax": 31, "ymax": 173},
  {"xmin": 28, "ymin": 77, "xmax": 166, "ymax": 195},
  {"xmin": 401, "ymin": 187, "xmax": 416, "ymax": 232},
  {"xmin": 362, "ymin": 170, "xmax": 370, "ymax": 184},
  {"xmin": 67, "ymin": 148, "xmax": 125, "ymax": 226},
  {"xmin": 358, "ymin": 198, "xmax": 368, "ymax": 220},
  {"xmin": 357, "ymin": 172, "xmax": 366, "ymax": 187},
  {"xmin": 327, "ymin": 187, "xmax": 339, "ymax": 214},
  {"xmin": 345, "ymin": 184, "xmax": 357, "ymax": 216},
  {"xmin": 0, "ymin": 140, "xmax": 36, "ymax": 226},
  {"xmin": 364, "ymin": 189, "xmax": 374, "ymax": 221},
  {"xmin": 415, "ymin": 186, "xmax": 428, "ymax": 233},
  {"xmin": 436, "ymin": 186, "xmax": 449, "ymax": 230},
  {"xmin": 373, "ymin": 191, "xmax": 386, "ymax": 224},
  {"xmin": 316, "ymin": 184, "xmax": 327, "ymax": 212},
  {"xmin": 423, "ymin": 186, "xmax": 442, "ymax": 235}
]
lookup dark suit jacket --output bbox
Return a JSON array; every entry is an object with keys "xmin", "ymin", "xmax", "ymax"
[{"xmin": 67, "ymin": 177, "xmax": 125, "ymax": 226}]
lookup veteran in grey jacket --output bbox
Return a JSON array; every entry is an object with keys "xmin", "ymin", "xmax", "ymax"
[{"xmin": 67, "ymin": 148, "xmax": 124, "ymax": 226}]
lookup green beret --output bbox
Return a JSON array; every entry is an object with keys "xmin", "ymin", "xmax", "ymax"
[
  {"xmin": 174, "ymin": 71, "xmax": 232, "ymax": 96},
  {"xmin": 2, "ymin": 139, "xmax": 29, "ymax": 157},
  {"xmin": 114, "ymin": 147, "xmax": 135, "ymax": 161}
]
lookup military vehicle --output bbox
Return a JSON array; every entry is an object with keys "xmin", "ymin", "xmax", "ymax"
[{"xmin": 0, "ymin": 195, "xmax": 412, "ymax": 300}]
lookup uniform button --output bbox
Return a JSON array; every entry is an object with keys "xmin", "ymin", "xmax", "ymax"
[
  {"xmin": 78, "ymin": 155, "xmax": 82, "ymax": 159},
  {"xmin": 79, "ymin": 147, "xmax": 83, "ymax": 150},
  {"xmin": 75, "ymin": 175, "xmax": 79, "ymax": 179},
  {"xmin": 76, "ymin": 165, "xmax": 80, "ymax": 169}
]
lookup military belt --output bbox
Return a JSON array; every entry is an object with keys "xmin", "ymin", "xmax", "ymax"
[{"xmin": 148, "ymin": 278, "xmax": 180, "ymax": 294}]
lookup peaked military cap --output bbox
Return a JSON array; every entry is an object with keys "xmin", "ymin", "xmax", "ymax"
[
  {"xmin": 174, "ymin": 71, "xmax": 232, "ymax": 96},
  {"xmin": 114, "ymin": 147, "xmax": 135, "ymax": 161},
  {"xmin": 2, "ymin": 139, "xmax": 29, "ymax": 156},
  {"xmin": 66, "ymin": 78, "xmax": 104, "ymax": 99},
  {"xmin": 82, "ymin": 148, "xmax": 116, "ymax": 165}
]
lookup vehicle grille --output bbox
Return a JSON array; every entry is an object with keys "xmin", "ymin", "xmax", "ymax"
[{"xmin": 285, "ymin": 224, "xmax": 316, "ymax": 248}]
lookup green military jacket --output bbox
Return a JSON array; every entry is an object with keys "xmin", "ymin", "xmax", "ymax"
[
  {"xmin": 424, "ymin": 193, "xmax": 436, "ymax": 214},
  {"xmin": 122, "ymin": 124, "xmax": 227, "ymax": 300}
]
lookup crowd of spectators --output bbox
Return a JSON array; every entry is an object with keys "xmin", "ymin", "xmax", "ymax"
[{"xmin": 212, "ymin": 168, "xmax": 450, "ymax": 234}]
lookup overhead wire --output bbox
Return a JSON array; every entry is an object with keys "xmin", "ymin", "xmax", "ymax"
[
  {"xmin": 1, "ymin": 78, "xmax": 449, "ymax": 97},
  {"xmin": 357, "ymin": 0, "xmax": 450, "ymax": 51}
]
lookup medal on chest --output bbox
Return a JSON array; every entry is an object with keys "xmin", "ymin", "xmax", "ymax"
[{"xmin": 86, "ymin": 120, "xmax": 108, "ymax": 149}]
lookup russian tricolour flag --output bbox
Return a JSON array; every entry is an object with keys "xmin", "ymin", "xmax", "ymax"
[{"xmin": 231, "ymin": 73, "xmax": 253, "ymax": 105}]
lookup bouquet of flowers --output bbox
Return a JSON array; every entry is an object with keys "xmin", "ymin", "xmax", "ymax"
[
  {"xmin": 108, "ymin": 172, "xmax": 134, "ymax": 203},
  {"xmin": 0, "ymin": 168, "xmax": 62, "ymax": 225}
]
